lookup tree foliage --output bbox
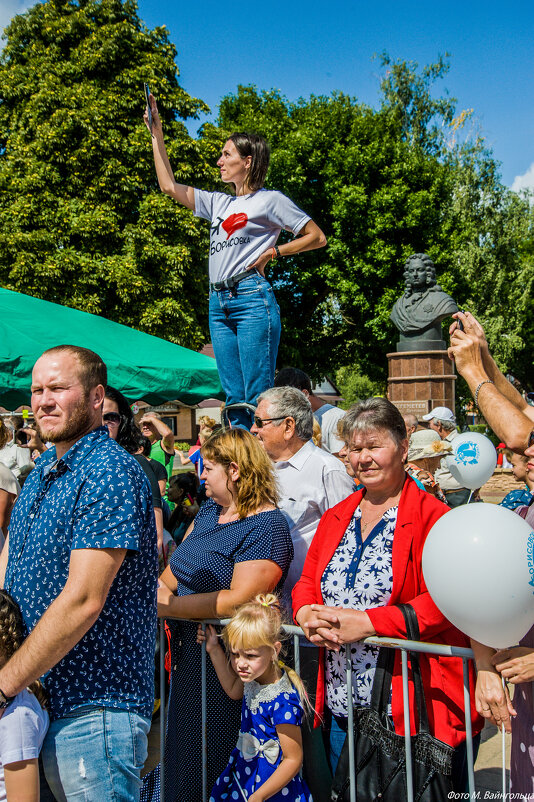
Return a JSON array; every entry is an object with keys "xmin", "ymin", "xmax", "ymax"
[
  {"xmin": 213, "ymin": 58, "xmax": 534, "ymax": 387},
  {"xmin": 0, "ymin": 0, "xmax": 217, "ymax": 348}
]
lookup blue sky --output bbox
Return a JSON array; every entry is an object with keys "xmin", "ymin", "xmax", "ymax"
[
  {"xmin": 1, "ymin": 0, "xmax": 532, "ymax": 189},
  {"xmin": 136, "ymin": 0, "xmax": 533, "ymax": 191}
]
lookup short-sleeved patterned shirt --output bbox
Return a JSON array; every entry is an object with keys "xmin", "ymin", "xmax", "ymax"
[{"xmin": 5, "ymin": 427, "xmax": 158, "ymax": 721}]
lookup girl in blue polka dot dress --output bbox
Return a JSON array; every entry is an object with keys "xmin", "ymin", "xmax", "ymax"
[{"xmin": 197, "ymin": 594, "xmax": 313, "ymax": 802}]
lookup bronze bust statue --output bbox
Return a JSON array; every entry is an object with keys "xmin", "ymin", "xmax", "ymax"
[{"xmin": 390, "ymin": 253, "xmax": 458, "ymax": 351}]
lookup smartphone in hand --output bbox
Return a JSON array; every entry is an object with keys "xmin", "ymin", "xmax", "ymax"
[
  {"xmin": 456, "ymin": 310, "xmax": 465, "ymax": 332},
  {"xmin": 144, "ymin": 83, "xmax": 152, "ymax": 133}
]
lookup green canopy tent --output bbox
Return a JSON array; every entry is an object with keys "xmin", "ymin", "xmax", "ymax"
[{"xmin": 0, "ymin": 288, "xmax": 223, "ymax": 408}]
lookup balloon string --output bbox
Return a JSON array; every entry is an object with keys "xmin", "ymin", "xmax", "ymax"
[
  {"xmin": 467, "ymin": 490, "xmax": 474, "ymax": 504},
  {"xmin": 501, "ymin": 677, "xmax": 507, "ymax": 800}
]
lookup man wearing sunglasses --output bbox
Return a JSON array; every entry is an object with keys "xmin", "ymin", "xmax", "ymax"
[{"xmin": 251, "ymin": 385, "xmax": 354, "ymax": 798}]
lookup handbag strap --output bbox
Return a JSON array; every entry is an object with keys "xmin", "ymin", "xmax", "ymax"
[
  {"xmin": 399, "ymin": 603, "xmax": 431, "ymax": 734},
  {"xmin": 368, "ymin": 603, "xmax": 431, "ymax": 734}
]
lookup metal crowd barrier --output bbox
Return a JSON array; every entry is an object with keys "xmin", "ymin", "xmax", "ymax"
[{"xmin": 158, "ymin": 619, "xmax": 479, "ymax": 802}]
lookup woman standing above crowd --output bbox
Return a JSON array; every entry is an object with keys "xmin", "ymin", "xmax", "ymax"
[{"xmin": 145, "ymin": 95, "xmax": 326, "ymax": 429}]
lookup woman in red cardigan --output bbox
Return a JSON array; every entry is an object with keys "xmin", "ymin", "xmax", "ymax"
[{"xmin": 292, "ymin": 397, "xmax": 483, "ymax": 791}]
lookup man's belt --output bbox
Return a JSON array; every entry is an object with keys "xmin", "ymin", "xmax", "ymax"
[{"xmin": 210, "ymin": 269, "xmax": 255, "ymax": 292}]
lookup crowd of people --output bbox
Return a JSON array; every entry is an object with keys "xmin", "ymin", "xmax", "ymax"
[
  {"xmin": 0, "ymin": 323, "xmax": 531, "ymax": 802},
  {"xmin": 0, "ymin": 114, "xmax": 532, "ymax": 802}
]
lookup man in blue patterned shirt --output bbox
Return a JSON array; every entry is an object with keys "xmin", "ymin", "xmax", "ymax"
[{"xmin": 0, "ymin": 345, "xmax": 158, "ymax": 802}]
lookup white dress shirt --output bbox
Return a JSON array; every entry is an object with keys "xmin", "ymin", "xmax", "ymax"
[
  {"xmin": 275, "ymin": 439, "xmax": 355, "ymax": 607},
  {"xmin": 314, "ymin": 404, "xmax": 345, "ymax": 454}
]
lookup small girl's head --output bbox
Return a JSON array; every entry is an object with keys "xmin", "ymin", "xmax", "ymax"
[
  {"xmin": 222, "ymin": 594, "xmax": 283, "ymax": 684},
  {"xmin": 223, "ymin": 594, "xmax": 311, "ymax": 711},
  {"xmin": 0, "ymin": 589, "xmax": 47, "ymax": 708}
]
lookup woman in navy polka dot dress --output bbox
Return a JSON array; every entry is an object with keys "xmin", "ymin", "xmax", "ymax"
[
  {"xmin": 198, "ymin": 595, "xmax": 312, "ymax": 802},
  {"xmin": 157, "ymin": 430, "xmax": 294, "ymax": 802}
]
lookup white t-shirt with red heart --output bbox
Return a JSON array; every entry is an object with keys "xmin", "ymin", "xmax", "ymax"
[{"xmin": 194, "ymin": 188, "xmax": 311, "ymax": 283}]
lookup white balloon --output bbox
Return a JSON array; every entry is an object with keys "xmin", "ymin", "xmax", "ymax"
[
  {"xmin": 422, "ymin": 503, "xmax": 534, "ymax": 649},
  {"xmin": 444, "ymin": 432, "xmax": 497, "ymax": 490}
]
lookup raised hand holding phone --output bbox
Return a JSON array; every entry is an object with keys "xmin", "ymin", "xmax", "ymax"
[{"xmin": 144, "ymin": 83, "xmax": 152, "ymax": 133}]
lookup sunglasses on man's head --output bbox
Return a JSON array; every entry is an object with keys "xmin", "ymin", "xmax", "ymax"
[
  {"xmin": 253, "ymin": 416, "xmax": 287, "ymax": 429},
  {"xmin": 103, "ymin": 412, "xmax": 122, "ymax": 425}
]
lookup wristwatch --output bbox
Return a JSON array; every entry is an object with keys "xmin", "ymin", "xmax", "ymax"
[{"xmin": 0, "ymin": 687, "xmax": 14, "ymax": 710}]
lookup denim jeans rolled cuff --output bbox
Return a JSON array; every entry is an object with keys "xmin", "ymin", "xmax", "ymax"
[
  {"xmin": 209, "ymin": 272, "xmax": 281, "ymax": 429},
  {"xmin": 42, "ymin": 706, "xmax": 150, "ymax": 802}
]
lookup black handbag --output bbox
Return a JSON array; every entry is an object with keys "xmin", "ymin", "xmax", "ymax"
[{"xmin": 331, "ymin": 604, "xmax": 455, "ymax": 802}]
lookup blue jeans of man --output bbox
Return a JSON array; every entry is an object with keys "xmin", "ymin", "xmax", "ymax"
[
  {"xmin": 42, "ymin": 706, "xmax": 150, "ymax": 802},
  {"xmin": 209, "ymin": 273, "xmax": 281, "ymax": 429}
]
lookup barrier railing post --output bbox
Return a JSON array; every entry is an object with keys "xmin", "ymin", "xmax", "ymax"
[
  {"xmin": 159, "ymin": 620, "xmax": 165, "ymax": 801},
  {"xmin": 345, "ymin": 650, "xmax": 356, "ymax": 802},
  {"xmin": 163, "ymin": 620, "xmax": 491, "ymax": 802},
  {"xmin": 201, "ymin": 624, "xmax": 208, "ymax": 802},
  {"xmin": 293, "ymin": 633, "xmax": 300, "ymax": 676},
  {"xmin": 462, "ymin": 657, "xmax": 476, "ymax": 799},
  {"xmin": 401, "ymin": 649, "xmax": 415, "ymax": 802}
]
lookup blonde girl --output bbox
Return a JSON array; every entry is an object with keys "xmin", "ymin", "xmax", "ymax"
[
  {"xmin": 0, "ymin": 590, "xmax": 49, "ymax": 801},
  {"xmin": 198, "ymin": 594, "xmax": 312, "ymax": 802}
]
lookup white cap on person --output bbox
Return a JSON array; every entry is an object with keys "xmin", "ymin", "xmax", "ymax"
[{"xmin": 421, "ymin": 406, "xmax": 456, "ymax": 424}]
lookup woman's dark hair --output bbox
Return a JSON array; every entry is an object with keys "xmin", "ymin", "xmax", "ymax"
[
  {"xmin": 0, "ymin": 589, "xmax": 47, "ymax": 708},
  {"xmin": 105, "ymin": 386, "xmax": 144, "ymax": 454},
  {"xmin": 229, "ymin": 132, "xmax": 270, "ymax": 192},
  {"xmin": 342, "ymin": 397, "xmax": 408, "ymax": 446},
  {"xmin": 169, "ymin": 472, "xmax": 198, "ymax": 499}
]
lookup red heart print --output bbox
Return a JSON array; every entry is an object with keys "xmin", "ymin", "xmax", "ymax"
[{"xmin": 222, "ymin": 213, "xmax": 248, "ymax": 239}]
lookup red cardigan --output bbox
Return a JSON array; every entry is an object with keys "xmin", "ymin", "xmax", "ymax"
[{"xmin": 291, "ymin": 475, "xmax": 483, "ymax": 748}]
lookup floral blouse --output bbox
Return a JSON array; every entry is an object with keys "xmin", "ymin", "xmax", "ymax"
[{"xmin": 320, "ymin": 505, "xmax": 397, "ymax": 717}]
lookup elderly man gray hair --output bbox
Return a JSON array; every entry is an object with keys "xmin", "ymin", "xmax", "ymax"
[
  {"xmin": 254, "ymin": 386, "xmax": 314, "ymax": 442},
  {"xmin": 251, "ymin": 383, "xmax": 354, "ymax": 800}
]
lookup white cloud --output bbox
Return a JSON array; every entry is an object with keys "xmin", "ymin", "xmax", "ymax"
[
  {"xmin": 512, "ymin": 163, "xmax": 534, "ymax": 194},
  {"xmin": 0, "ymin": 0, "xmax": 35, "ymax": 45}
]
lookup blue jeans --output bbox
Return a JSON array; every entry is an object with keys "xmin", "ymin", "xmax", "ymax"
[
  {"xmin": 209, "ymin": 273, "xmax": 281, "ymax": 429},
  {"xmin": 42, "ymin": 707, "xmax": 150, "ymax": 802}
]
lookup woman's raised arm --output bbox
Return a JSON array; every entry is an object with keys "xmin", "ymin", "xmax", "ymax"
[{"xmin": 144, "ymin": 94, "xmax": 196, "ymax": 210}]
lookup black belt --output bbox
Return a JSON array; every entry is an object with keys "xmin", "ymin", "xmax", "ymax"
[{"xmin": 210, "ymin": 269, "xmax": 255, "ymax": 292}]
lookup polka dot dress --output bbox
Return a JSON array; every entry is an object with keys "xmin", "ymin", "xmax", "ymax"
[
  {"xmin": 163, "ymin": 500, "xmax": 293, "ymax": 802},
  {"xmin": 210, "ymin": 673, "xmax": 312, "ymax": 802}
]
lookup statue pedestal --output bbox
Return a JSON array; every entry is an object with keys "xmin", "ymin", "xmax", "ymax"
[{"xmin": 387, "ymin": 350, "xmax": 456, "ymax": 418}]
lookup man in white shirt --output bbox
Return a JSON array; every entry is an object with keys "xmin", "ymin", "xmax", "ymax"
[
  {"xmin": 273, "ymin": 367, "xmax": 345, "ymax": 455},
  {"xmin": 251, "ymin": 385, "xmax": 354, "ymax": 801},
  {"xmin": 421, "ymin": 406, "xmax": 470, "ymax": 506},
  {"xmin": 251, "ymin": 386, "xmax": 354, "ymax": 605}
]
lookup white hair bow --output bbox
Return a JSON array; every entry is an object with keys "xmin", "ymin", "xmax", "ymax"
[{"xmin": 237, "ymin": 732, "xmax": 280, "ymax": 765}]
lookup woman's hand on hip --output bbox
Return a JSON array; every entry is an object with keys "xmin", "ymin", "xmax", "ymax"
[
  {"xmin": 307, "ymin": 606, "xmax": 375, "ymax": 649},
  {"xmin": 247, "ymin": 249, "xmax": 274, "ymax": 278},
  {"xmin": 492, "ymin": 647, "xmax": 534, "ymax": 684}
]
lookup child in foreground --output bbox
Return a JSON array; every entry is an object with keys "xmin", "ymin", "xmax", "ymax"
[
  {"xmin": 0, "ymin": 589, "xmax": 49, "ymax": 802},
  {"xmin": 197, "ymin": 594, "xmax": 312, "ymax": 802}
]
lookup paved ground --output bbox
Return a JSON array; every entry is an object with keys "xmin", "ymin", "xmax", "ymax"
[{"xmin": 476, "ymin": 720, "xmax": 511, "ymax": 796}]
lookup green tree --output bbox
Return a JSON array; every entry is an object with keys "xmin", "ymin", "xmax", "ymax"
[
  {"xmin": 0, "ymin": 0, "xmax": 217, "ymax": 348},
  {"xmin": 213, "ymin": 57, "xmax": 534, "ymax": 386},
  {"xmin": 335, "ymin": 365, "xmax": 384, "ymax": 409}
]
